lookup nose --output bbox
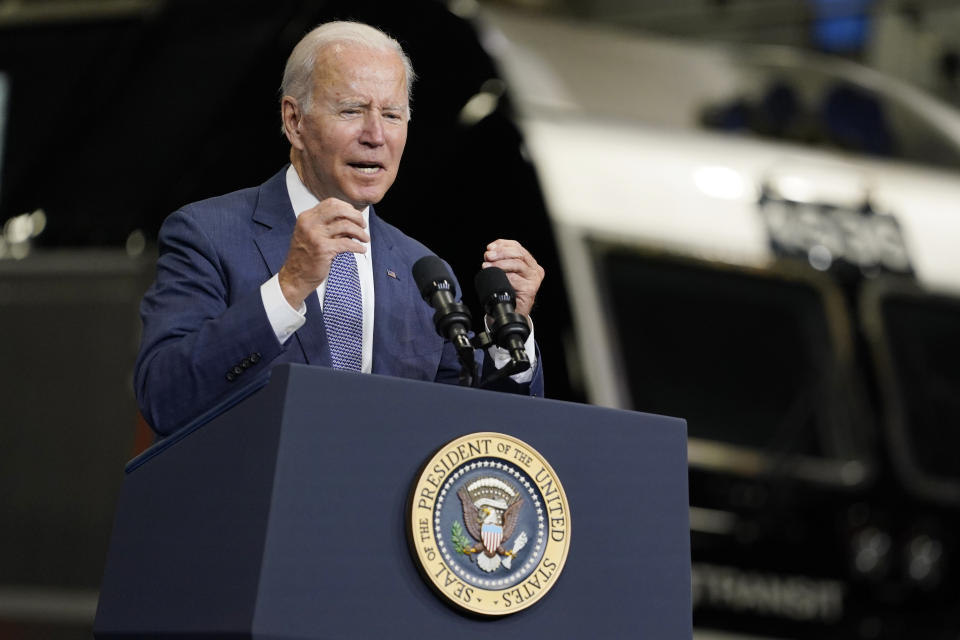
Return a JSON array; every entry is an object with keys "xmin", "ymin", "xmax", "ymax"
[{"xmin": 359, "ymin": 112, "xmax": 385, "ymax": 147}]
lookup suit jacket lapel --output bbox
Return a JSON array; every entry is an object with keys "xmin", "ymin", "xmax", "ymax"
[
  {"xmin": 252, "ymin": 167, "xmax": 331, "ymax": 367},
  {"xmin": 252, "ymin": 171, "xmax": 294, "ymax": 275},
  {"xmin": 370, "ymin": 207, "xmax": 406, "ymax": 375},
  {"xmin": 369, "ymin": 207, "xmax": 447, "ymax": 380}
]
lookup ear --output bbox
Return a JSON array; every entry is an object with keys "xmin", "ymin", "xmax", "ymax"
[{"xmin": 281, "ymin": 96, "xmax": 305, "ymax": 150}]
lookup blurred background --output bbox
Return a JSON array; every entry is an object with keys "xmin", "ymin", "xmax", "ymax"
[{"xmin": 2, "ymin": 0, "xmax": 960, "ymax": 638}]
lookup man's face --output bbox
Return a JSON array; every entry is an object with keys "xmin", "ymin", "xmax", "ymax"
[{"xmin": 292, "ymin": 44, "xmax": 408, "ymax": 209}]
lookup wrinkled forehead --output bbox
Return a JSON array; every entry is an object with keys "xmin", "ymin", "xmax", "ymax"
[{"xmin": 312, "ymin": 42, "xmax": 407, "ymax": 94}]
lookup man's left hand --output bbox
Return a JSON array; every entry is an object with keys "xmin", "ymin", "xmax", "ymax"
[{"xmin": 482, "ymin": 239, "xmax": 545, "ymax": 317}]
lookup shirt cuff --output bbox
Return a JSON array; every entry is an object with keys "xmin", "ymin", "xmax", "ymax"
[
  {"xmin": 261, "ymin": 273, "xmax": 307, "ymax": 344},
  {"xmin": 486, "ymin": 317, "xmax": 538, "ymax": 383}
]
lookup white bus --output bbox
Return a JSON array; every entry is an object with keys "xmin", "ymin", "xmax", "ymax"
[{"xmin": 476, "ymin": 7, "xmax": 960, "ymax": 639}]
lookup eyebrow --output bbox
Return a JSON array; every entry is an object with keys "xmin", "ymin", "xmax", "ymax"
[
  {"xmin": 332, "ymin": 99, "xmax": 408, "ymax": 115},
  {"xmin": 336, "ymin": 99, "xmax": 368, "ymax": 109}
]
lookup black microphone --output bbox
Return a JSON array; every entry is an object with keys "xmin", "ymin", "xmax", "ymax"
[
  {"xmin": 412, "ymin": 256, "xmax": 476, "ymax": 385},
  {"xmin": 474, "ymin": 267, "xmax": 530, "ymax": 374}
]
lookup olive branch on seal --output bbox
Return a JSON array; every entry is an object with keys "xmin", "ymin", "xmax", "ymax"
[{"xmin": 450, "ymin": 520, "xmax": 472, "ymax": 554}]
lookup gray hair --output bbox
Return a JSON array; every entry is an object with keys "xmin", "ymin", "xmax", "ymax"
[{"xmin": 280, "ymin": 21, "xmax": 416, "ymax": 121}]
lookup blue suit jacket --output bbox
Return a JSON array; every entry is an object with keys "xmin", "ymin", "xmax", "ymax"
[{"xmin": 135, "ymin": 168, "xmax": 543, "ymax": 436}]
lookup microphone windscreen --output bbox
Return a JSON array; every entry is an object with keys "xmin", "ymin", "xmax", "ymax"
[
  {"xmin": 474, "ymin": 266, "xmax": 515, "ymax": 302},
  {"xmin": 412, "ymin": 255, "xmax": 457, "ymax": 299}
]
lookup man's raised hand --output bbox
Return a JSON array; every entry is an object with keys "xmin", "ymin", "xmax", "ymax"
[
  {"xmin": 278, "ymin": 198, "xmax": 368, "ymax": 308},
  {"xmin": 481, "ymin": 239, "xmax": 545, "ymax": 317}
]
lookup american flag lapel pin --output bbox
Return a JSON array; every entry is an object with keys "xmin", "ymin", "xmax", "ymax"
[{"xmin": 386, "ymin": 269, "xmax": 398, "ymax": 279}]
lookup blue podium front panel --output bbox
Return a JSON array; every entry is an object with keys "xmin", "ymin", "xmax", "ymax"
[{"xmin": 96, "ymin": 364, "xmax": 691, "ymax": 639}]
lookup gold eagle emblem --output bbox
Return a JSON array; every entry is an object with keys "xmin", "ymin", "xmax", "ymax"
[{"xmin": 456, "ymin": 476, "xmax": 525, "ymax": 572}]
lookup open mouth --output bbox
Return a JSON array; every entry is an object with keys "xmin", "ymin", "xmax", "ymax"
[{"xmin": 348, "ymin": 162, "xmax": 384, "ymax": 175}]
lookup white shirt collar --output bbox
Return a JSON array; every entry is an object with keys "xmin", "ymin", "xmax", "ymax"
[{"xmin": 285, "ymin": 165, "xmax": 371, "ymax": 242}]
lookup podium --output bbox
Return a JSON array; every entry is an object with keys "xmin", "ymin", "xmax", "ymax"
[{"xmin": 95, "ymin": 364, "xmax": 691, "ymax": 638}]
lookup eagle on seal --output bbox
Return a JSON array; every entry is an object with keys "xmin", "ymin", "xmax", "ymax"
[{"xmin": 457, "ymin": 479, "xmax": 524, "ymax": 573}]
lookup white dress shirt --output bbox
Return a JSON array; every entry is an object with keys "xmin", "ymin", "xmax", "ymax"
[{"xmin": 260, "ymin": 165, "xmax": 535, "ymax": 382}]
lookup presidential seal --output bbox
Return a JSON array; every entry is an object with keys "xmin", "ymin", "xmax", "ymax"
[{"xmin": 409, "ymin": 432, "xmax": 570, "ymax": 615}]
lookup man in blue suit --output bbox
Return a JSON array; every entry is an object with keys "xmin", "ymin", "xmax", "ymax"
[{"xmin": 135, "ymin": 21, "xmax": 545, "ymax": 437}]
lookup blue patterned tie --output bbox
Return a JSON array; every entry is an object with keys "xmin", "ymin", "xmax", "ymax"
[{"xmin": 323, "ymin": 252, "xmax": 363, "ymax": 371}]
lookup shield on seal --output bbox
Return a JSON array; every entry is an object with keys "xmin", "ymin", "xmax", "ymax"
[{"xmin": 481, "ymin": 523, "xmax": 503, "ymax": 554}]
